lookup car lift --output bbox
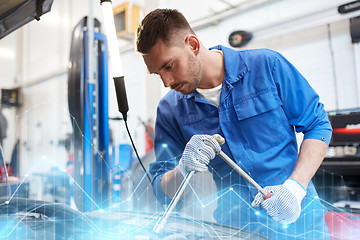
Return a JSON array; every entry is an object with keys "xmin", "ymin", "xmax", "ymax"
[{"xmin": 68, "ymin": 17, "xmax": 110, "ymax": 211}]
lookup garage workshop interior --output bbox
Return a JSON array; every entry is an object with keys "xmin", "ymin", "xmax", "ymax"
[{"xmin": 0, "ymin": 0, "xmax": 360, "ymax": 239}]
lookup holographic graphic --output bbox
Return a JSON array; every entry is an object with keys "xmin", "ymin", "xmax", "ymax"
[{"xmin": 0, "ymin": 102, "xmax": 359, "ymax": 239}]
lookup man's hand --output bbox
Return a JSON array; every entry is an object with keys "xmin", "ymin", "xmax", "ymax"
[
  {"xmin": 251, "ymin": 178, "xmax": 306, "ymax": 224},
  {"xmin": 177, "ymin": 135, "xmax": 221, "ymax": 175}
]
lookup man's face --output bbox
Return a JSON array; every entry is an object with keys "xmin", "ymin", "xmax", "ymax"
[{"xmin": 143, "ymin": 38, "xmax": 202, "ymax": 95}]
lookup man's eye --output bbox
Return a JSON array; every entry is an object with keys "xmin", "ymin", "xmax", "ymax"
[{"xmin": 165, "ymin": 63, "xmax": 173, "ymax": 70}]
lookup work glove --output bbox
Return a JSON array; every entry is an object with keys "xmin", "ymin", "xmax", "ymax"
[
  {"xmin": 251, "ymin": 178, "xmax": 306, "ymax": 224},
  {"xmin": 177, "ymin": 135, "xmax": 221, "ymax": 175}
]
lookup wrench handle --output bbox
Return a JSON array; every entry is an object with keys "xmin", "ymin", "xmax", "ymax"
[
  {"xmin": 153, "ymin": 170, "xmax": 195, "ymax": 233},
  {"xmin": 211, "ymin": 134, "xmax": 271, "ymax": 199},
  {"xmin": 218, "ymin": 151, "xmax": 269, "ymax": 198}
]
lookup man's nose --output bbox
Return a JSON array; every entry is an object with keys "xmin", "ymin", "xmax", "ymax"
[{"xmin": 160, "ymin": 73, "xmax": 174, "ymax": 88}]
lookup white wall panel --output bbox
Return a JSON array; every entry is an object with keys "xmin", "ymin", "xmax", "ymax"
[
  {"xmin": 17, "ymin": 77, "xmax": 70, "ymax": 177},
  {"xmin": 0, "ymin": 35, "xmax": 17, "ymax": 86},
  {"xmin": 0, "ymin": 34, "xmax": 18, "ymax": 162},
  {"xmin": 272, "ymin": 26, "xmax": 338, "ymax": 111},
  {"xmin": 330, "ymin": 21, "xmax": 358, "ymax": 110}
]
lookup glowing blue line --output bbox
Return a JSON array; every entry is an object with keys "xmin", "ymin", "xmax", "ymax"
[
  {"xmin": 117, "ymin": 173, "xmax": 148, "ymax": 202},
  {"xmin": 7, "ymin": 174, "xmax": 29, "ymax": 202},
  {"xmin": 230, "ymin": 189, "xmax": 254, "ymax": 209},
  {"xmin": 187, "ymin": 181, "xmax": 204, "ymax": 204},
  {"xmin": 66, "ymin": 172, "xmax": 102, "ymax": 210},
  {"xmin": 189, "ymin": 188, "xmax": 232, "ymax": 209}
]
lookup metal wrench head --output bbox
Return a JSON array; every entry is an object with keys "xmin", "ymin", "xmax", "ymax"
[{"xmin": 212, "ymin": 134, "xmax": 225, "ymax": 145}]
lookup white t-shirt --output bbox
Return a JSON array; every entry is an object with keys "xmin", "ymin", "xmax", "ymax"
[{"xmin": 196, "ymin": 84, "xmax": 222, "ymax": 107}]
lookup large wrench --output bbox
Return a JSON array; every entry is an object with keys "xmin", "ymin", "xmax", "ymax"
[{"xmin": 153, "ymin": 134, "xmax": 271, "ymax": 233}]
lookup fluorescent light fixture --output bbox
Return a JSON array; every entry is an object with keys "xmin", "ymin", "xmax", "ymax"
[{"xmin": 100, "ymin": 0, "xmax": 123, "ymax": 78}]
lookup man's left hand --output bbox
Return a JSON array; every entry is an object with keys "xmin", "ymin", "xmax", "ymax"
[{"xmin": 251, "ymin": 178, "xmax": 306, "ymax": 224}]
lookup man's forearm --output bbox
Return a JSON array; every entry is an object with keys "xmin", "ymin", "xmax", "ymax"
[
  {"xmin": 289, "ymin": 138, "xmax": 328, "ymax": 189},
  {"xmin": 160, "ymin": 167, "xmax": 185, "ymax": 198}
]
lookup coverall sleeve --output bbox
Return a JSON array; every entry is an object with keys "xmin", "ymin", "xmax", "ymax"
[
  {"xmin": 271, "ymin": 52, "xmax": 332, "ymax": 145},
  {"xmin": 149, "ymin": 98, "xmax": 186, "ymax": 205}
]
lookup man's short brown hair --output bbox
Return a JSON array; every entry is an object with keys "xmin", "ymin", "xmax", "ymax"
[{"xmin": 136, "ymin": 9, "xmax": 194, "ymax": 55}]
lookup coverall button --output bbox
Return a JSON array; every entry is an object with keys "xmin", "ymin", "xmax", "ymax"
[
  {"xmin": 226, "ymin": 85, "xmax": 229, "ymax": 90},
  {"xmin": 322, "ymin": 137, "xmax": 325, "ymax": 141}
]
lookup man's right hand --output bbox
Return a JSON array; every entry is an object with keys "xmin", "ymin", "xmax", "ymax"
[{"xmin": 177, "ymin": 134, "xmax": 221, "ymax": 175}]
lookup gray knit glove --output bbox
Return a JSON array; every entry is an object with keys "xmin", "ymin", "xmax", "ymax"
[
  {"xmin": 251, "ymin": 178, "xmax": 306, "ymax": 224},
  {"xmin": 177, "ymin": 135, "xmax": 221, "ymax": 175}
]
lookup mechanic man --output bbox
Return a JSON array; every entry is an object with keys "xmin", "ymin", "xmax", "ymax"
[{"xmin": 135, "ymin": 8, "xmax": 332, "ymax": 239}]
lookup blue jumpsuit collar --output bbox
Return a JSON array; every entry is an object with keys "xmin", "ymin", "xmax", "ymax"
[
  {"xmin": 177, "ymin": 45, "xmax": 250, "ymax": 104},
  {"xmin": 210, "ymin": 45, "xmax": 250, "ymax": 84}
]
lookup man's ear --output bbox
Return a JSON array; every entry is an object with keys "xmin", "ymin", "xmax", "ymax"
[{"xmin": 185, "ymin": 35, "xmax": 200, "ymax": 55}]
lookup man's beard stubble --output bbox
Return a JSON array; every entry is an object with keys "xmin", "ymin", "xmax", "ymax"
[{"xmin": 179, "ymin": 53, "xmax": 202, "ymax": 95}]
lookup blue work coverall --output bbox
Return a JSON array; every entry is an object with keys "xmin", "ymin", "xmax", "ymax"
[{"xmin": 149, "ymin": 45, "xmax": 332, "ymax": 239}]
